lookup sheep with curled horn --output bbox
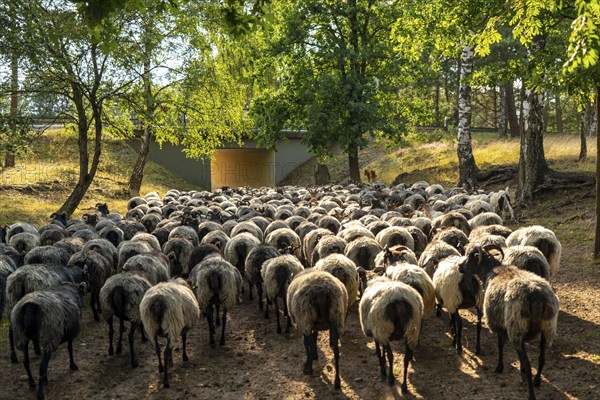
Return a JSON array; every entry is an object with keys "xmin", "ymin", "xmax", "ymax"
[
  {"xmin": 506, "ymin": 225, "xmax": 561, "ymax": 278},
  {"xmin": 11, "ymin": 282, "xmax": 87, "ymax": 400},
  {"xmin": 359, "ymin": 276, "xmax": 423, "ymax": 393},
  {"xmin": 287, "ymin": 269, "xmax": 348, "ymax": 390},
  {"xmin": 262, "ymin": 254, "xmax": 304, "ymax": 333},
  {"xmin": 376, "ymin": 245, "xmax": 419, "ymax": 271},
  {"xmin": 458, "ymin": 244, "xmax": 558, "ymax": 400},
  {"xmin": 140, "ymin": 278, "xmax": 200, "ymax": 389}
]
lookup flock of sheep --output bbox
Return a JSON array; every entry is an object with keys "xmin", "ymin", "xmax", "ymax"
[{"xmin": 0, "ymin": 181, "xmax": 561, "ymax": 400}]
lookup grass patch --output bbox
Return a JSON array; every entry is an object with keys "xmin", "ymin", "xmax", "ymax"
[
  {"xmin": 0, "ymin": 129, "xmax": 203, "ymax": 226},
  {"xmin": 283, "ymin": 132, "xmax": 596, "ymax": 187}
]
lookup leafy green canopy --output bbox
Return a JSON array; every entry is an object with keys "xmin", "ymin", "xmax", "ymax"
[{"xmin": 251, "ymin": 0, "xmax": 428, "ymax": 159}]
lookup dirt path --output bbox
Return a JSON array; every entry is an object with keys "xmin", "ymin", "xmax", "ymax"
[{"xmin": 1, "ymin": 194, "xmax": 599, "ymax": 400}]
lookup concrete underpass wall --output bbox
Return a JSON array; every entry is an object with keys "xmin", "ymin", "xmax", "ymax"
[
  {"xmin": 211, "ymin": 148, "xmax": 275, "ymax": 190},
  {"xmin": 138, "ymin": 134, "xmax": 313, "ymax": 189},
  {"xmin": 144, "ymin": 140, "xmax": 211, "ymax": 189},
  {"xmin": 273, "ymin": 139, "xmax": 315, "ymax": 184}
]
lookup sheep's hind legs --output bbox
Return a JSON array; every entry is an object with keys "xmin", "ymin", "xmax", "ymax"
[
  {"xmin": 330, "ymin": 326, "xmax": 341, "ymax": 390},
  {"xmin": 533, "ymin": 334, "xmax": 546, "ymax": 388},
  {"xmin": 495, "ymin": 334, "xmax": 504, "ymax": 373}
]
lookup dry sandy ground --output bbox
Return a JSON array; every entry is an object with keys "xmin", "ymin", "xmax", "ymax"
[{"xmin": 1, "ymin": 196, "xmax": 599, "ymax": 400}]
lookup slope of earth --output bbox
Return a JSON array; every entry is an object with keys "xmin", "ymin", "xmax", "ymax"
[
  {"xmin": 1, "ymin": 186, "xmax": 599, "ymax": 400},
  {"xmin": 0, "ymin": 129, "xmax": 203, "ymax": 226}
]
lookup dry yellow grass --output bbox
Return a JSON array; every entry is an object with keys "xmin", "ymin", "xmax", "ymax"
[{"xmin": 0, "ymin": 129, "xmax": 203, "ymax": 226}]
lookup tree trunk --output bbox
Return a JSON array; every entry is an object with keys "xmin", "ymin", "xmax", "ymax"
[
  {"xmin": 348, "ymin": 142, "xmax": 361, "ymax": 182},
  {"xmin": 555, "ymin": 93, "xmax": 563, "ymax": 135},
  {"xmin": 435, "ymin": 77, "xmax": 441, "ymax": 125},
  {"xmin": 5, "ymin": 53, "xmax": 18, "ymax": 168},
  {"xmin": 314, "ymin": 163, "xmax": 330, "ymax": 185},
  {"xmin": 594, "ymin": 87, "xmax": 600, "ymax": 259},
  {"xmin": 579, "ymin": 108, "xmax": 587, "ymax": 161},
  {"xmin": 518, "ymin": 84, "xmax": 526, "ymax": 136},
  {"xmin": 506, "ymin": 83, "xmax": 520, "ymax": 138},
  {"xmin": 128, "ymin": 131, "xmax": 152, "ymax": 196},
  {"xmin": 517, "ymin": 86, "xmax": 548, "ymax": 207},
  {"xmin": 590, "ymin": 102, "xmax": 597, "ymax": 138},
  {"xmin": 128, "ymin": 28, "xmax": 155, "ymax": 196},
  {"xmin": 498, "ymin": 85, "xmax": 508, "ymax": 136},
  {"xmin": 456, "ymin": 45, "xmax": 477, "ymax": 191},
  {"xmin": 517, "ymin": 35, "xmax": 549, "ymax": 209},
  {"xmin": 57, "ymin": 45, "xmax": 103, "ymax": 217}
]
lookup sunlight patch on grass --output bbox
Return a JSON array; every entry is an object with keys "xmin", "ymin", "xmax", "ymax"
[{"xmin": 0, "ymin": 129, "xmax": 203, "ymax": 225}]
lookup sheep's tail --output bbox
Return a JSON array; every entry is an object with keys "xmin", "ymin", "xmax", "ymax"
[
  {"xmin": 105, "ymin": 230, "xmax": 120, "ymax": 247},
  {"xmin": 385, "ymin": 300, "xmax": 412, "ymax": 342},
  {"xmin": 523, "ymin": 289, "xmax": 558, "ymax": 346},
  {"xmin": 148, "ymin": 297, "xmax": 167, "ymax": 331},
  {"xmin": 18, "ymin": 302, "xmax": 42, "ymax": 348},
  {"xmin": 274, "ymin": 266, "xmax": 288, "ymax": 297},
  {"xmin": 235, "ymin": 242, "xmax": 247, "ymax": 272},
  {"xmin": 315, "ymin": 292, "xmax": 332, "ymax": 327},
  {"xmin": 208, "ymin": 270, "xmax": 221, "ymax": 302},
  {"xmin": 536, "ymin": 237, "xmax": 560, "ymax": 277},
  {"xmin": 356, "ymin": 247, "xmax": 370, "ymax": 270},
  {"xmin": 110, "ymin": 285, "xmax": 127, "ymax": 319}
]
